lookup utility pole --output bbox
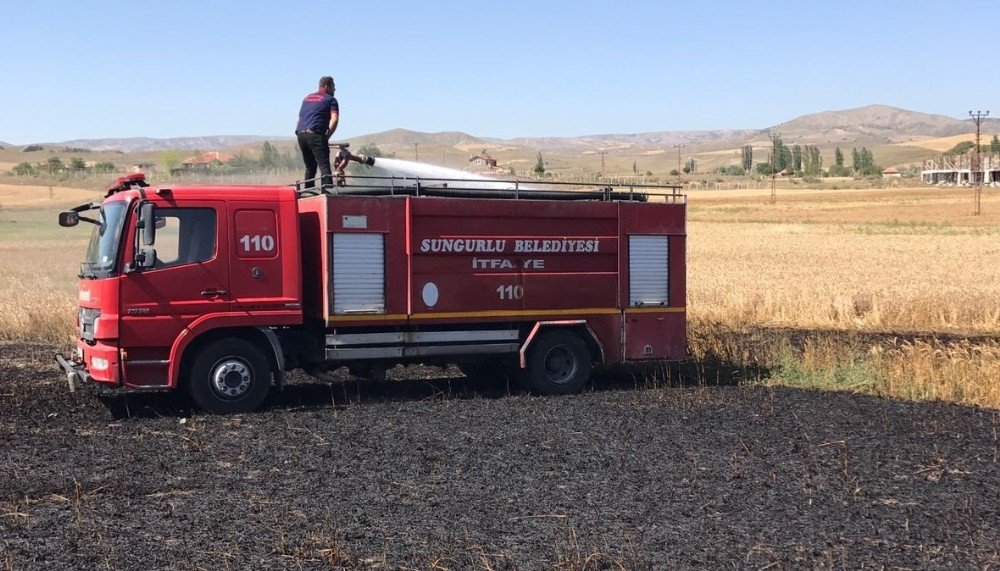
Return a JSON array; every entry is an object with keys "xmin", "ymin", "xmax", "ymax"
[
  {"xmin": 414, "ymin": 143, "xmax": 419, "ymax": 162},
  {"xmin": 598, "ymin": 149, "xmax": 607, "ymax": 176},
  {"xmin": 970, "ymin": 110, "xmax": 989, "ymax": 216},
  {"xmin": 673, "ymin": 144, "xmax": 685, "ymax": 176},
  {"xmin": 769, "ymin": 132, "xmax": 780, "ymax": 204}
]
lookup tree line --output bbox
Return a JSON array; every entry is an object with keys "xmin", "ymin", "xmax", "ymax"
[
  {"xmin": 11, "ymin": 157, "xmax": 115, "ymax": 176},
  {"xmin": 723, "ymin": 139, "xmax": 884, "ymax": 177}
]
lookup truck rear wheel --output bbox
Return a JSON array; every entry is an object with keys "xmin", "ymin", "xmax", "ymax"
[
  {"xmin": 188, "ymin": 338, "xmax": 272, "ymax": 414},
  {"xmin": 525, "ymin": 330, "xmax": 592, "ymax": 395}
]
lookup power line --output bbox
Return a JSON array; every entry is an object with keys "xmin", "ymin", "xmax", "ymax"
[{"xmin": 969, "ymin": 110, "xmax": 989, "ymax": 216}]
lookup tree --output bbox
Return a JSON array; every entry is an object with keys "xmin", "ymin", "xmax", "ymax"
[
  {"xmin": 992, "ymin": 135, "xmax": 1000, "ymax": 154},
  {"xmin": 802, "ymin": 145, "xmax": 822, "ymax": 176},
  {"xmin": 770, "ymin": 137, "xmax": 792, "ymax": 173},
  {"xmin": 834, "ymin": 147, "xmax": 844, "ymax": 167},
  {"xmin": 260, "ymin": 141, "xmax": 281, "ymax": 169},
  {"xmin": 755, "ymin": 163, "xmax": 773, "ymax": 175},
  {"xmin": 791, "ymin": 145, "xmax": 803, "ymax": 173},
  {"xmin": 946, "ymin": 141, "xmax": 975, "ymax": 156},
  {"xmin": 161, "ymin": 150, "xmax": 184, "ymax": 172},
  {"xmin": 741, "ymin": 145, "xmax": 753, "ymax": 172},
  {"xmin": 12, "ymin": 162, "xmax": 35, "ymax": 176},
  {"xmin": 45, "ymin": 157, "xmax": 64, "ymax": 173},
  {"xmin": 70, "ymin": 157, "xmax": 86, "ymax": 170},
  {"xmin": 851, "ymin": 148, "xmax": 861, "ymax": 173},
  {"xmin": 669, "ymin": 168, "xmax": 680, "ymax": 176},
  {"xmin": 683, "ymin": 158, "xmax": 696, "ymax": 174},
  {"xmin": 92, "ymin": 161, "xmax": 115, "ymax": 173},
  {"xmin": 724, "ymin": 165, "xmax": 745, "ymax": 176},
  {"xmin": 533, "ymin": 152, "xmax": 545, "ymax": 175}
]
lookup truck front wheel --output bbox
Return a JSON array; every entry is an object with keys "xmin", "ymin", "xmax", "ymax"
[
  {"xmin": 525, "ymin": 330, "xmax": 592, "ymax": 395},
  {"xmin": 188, "ymin": 338, "xmax": 272, "ymax": 414}
]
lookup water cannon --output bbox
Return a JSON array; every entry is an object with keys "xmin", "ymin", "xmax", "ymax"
[
  {"xmin": 331, "ymin": 143, "xmax": 376, "ymax": 167},
  {"xmin": 330, "ymin": 143, "xmax": 376, "ymax": 186}
]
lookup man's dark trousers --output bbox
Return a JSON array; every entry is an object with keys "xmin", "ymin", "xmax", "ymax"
[{"xmin": 297, "ymin": 131, "xmax": 332, "ymax": 188}]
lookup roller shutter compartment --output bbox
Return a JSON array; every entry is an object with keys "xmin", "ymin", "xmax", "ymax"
[
  {"xmin": 628, "ymin": 235, "xmax": 669, "ymax": 306},
  {"xmin": 331, "ymin": 233, "xmax": 385, "ymax": 314}
]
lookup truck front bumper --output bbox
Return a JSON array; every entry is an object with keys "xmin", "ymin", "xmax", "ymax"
[{"xmin": 54, "ymin": 341, "xmax": 121, "ymax": 391}]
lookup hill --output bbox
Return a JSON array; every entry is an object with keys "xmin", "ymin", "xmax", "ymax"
[
  {"xmin": 346, "ymin": 128, "xmax": 486, "ymax": 148},
  {"xmin": 770, "ymin": 104, "xmax": 974, "ymax": 145},
  {"xmin": 41, "ymin": 135, "xmax": 287, "ymax": 153},
  {"xmin": 494, "ymin": 129, "xmax": 765, "ymax": 154}
]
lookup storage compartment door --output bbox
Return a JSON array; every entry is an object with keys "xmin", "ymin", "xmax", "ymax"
[
  {"xmin": 628, "ymin": 235, "xmax": 669, "ymax": 306},
  {"xmin": 625, "ymin": 235, "xmax": 675, "ymax": 359},
  {"xmin": 331, "ymin": 233, "xmax": 385, "ymax": 314}
]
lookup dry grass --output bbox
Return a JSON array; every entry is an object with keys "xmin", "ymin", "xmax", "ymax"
[
  {"xmin": 0, "ymin": 238, "xmax": 83, "ymax": 342},
  {"xmin": 0, "ymin": 183, "xmax": 101, "ymax": 208},
  {"xmin": 892, "ymin": 133, "xmax": 999, "ymax": 152},
  {"xmin": 689, "ymin": 221, "xmax": 1000, "ymax": 333}
]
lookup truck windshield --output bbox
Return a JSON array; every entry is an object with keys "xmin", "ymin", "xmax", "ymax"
[{"xmin": 81, "ymin": 201, "xmax": 128, "ymax": 279}]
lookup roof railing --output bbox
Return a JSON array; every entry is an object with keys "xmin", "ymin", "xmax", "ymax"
[{"xmin": 293, "ymin": 173, "xmax": 686, "ymax": 204}]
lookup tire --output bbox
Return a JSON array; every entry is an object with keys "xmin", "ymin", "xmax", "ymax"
[
  {"xmin": 525, "ymin": 330, "xmax": 592, "ymax": 395},
  {"xmin": 188, "ymin": 337, "xmax": 272, "ymax": 414}
]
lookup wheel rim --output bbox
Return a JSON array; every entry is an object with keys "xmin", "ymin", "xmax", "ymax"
[
  {"xmin": 209, "ymin": 358, "xmax": 254, "ymax": 400},
  {"xmin": 543, "ymin": 346, "xmax": 578, "ymax": 385}
]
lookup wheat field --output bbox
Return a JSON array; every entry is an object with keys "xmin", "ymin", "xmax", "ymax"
[{"xmin": 1, "ymin": 184, "xmax": 998, "ymax": 407}]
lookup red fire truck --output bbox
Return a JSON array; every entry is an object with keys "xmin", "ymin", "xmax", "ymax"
[{"xmin": 56, "ymin": 172, "xmax": 686, "ymax": 413}]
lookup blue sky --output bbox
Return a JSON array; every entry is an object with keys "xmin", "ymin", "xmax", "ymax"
[{"xmin": 1, "ymin": 0, "xmax": 997, "ymax": 143}]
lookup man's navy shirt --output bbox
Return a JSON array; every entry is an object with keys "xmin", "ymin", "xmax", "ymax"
[{"xmin": 296, "ymin": 91, "xmax": 339, "ymax": 133}]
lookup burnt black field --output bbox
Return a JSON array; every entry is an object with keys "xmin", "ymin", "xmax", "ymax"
[{"xmin": 1, "ymin": 342, "xmax": 998, "ymax": 569}]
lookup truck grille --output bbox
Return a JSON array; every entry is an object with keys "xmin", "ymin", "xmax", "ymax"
[{"xmin": 79, "ymin": 307, "xmax": 101, "ymax": 342}]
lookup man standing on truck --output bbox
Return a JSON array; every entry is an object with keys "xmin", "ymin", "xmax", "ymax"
[{"xmin": 295, "ymin": 76, "xmax": 340, "ymax": 188}]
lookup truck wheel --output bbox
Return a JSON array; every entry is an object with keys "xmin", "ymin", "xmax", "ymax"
[
  {"xmin": 188, "ymin": 338, "xmax": 272, "ymax": 414},
  {"xmin": 525, "ymin": 330, "xmax": 592, "ymax": 395}
]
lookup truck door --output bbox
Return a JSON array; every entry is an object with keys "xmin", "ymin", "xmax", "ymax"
[
  {"xmin": 229, "ymin": 205, "xmax": 285, "ymax": 310},
  {"xmin": 119, "ymin": 202, "xmax": 229, "ymax": 387}
]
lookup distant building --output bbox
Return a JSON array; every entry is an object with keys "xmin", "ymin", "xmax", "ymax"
[
  {"xmin": 882, "ymin": 167, "xmax": 901, "ymax": 178},
  {"xmin": 182, "ymin": 151, "xmax": 233, "ymax": 170},
  {"xmin": 921, "ymin": 153, "xmax": 1000, "ymax": 185},
  {"xmin": 130, "ymin": 162, "xmax": 156, "ymax": 173},
  {"xmin": 468, "ymin": 149, "xmax": 498, "ymax": 171}
]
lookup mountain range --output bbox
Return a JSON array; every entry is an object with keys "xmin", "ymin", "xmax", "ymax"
[{"xmin": 5, "ymin": 105, "xmax": 997, "ymax": 154}]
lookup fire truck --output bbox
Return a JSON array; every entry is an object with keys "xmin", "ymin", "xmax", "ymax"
[{"xmin": 56, "ymin": 169, "xmax": 686, "ymax": 413}]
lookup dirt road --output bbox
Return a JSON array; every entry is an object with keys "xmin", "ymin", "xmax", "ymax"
[{"xmin": 1, "ymin": 343, "xmax": 998, "ymax": 569}]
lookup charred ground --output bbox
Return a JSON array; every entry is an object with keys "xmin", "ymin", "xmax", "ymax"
[{"xmin": 1, "ymin": 342, "xmax": 998, "ymax": 569}]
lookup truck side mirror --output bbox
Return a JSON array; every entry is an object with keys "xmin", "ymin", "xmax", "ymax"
[
  {"xmin": 58, "ymin": 211, "xmax": 79, "ymax": 227},
  {"xmin": 139, "ymin": 202, "xmax": 156, "ymax": 246}
]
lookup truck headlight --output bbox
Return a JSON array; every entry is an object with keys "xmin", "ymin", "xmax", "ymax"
[{"xmin": 91, "ymin": 357, "xmax": 110, "ymax": 371}]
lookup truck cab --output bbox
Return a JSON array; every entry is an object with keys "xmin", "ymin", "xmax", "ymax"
[{"xmin": 57, "ymin": 174, "xmax": 301, "ymax": 412}]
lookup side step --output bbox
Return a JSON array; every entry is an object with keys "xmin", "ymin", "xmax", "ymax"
[{"xmin": 325, "ymin": 329, "xmax": 520, "ymax": 361}]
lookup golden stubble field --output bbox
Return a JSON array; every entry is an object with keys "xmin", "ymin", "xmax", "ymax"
[{"xmin": 1, "ymin": 183, "xmax": 998, "ymax": 407}]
